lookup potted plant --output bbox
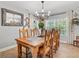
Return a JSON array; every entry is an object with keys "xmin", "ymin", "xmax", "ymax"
[{"xmin": 38, "ymin": 21, "xmax": 44, "ymax": 35}]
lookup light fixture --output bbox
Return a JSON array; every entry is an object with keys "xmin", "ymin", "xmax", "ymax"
[
  {"xmin": 35, "ymin": 1, "xmax": 51, "ymax": 19},
  {"xmin": 72, "ymin": 10, "xmax": 79, "ymax": 25}
]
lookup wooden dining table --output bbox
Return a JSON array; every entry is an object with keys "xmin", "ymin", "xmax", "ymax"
[{"xmin": 15, "ymin": 36, "xmax": 45, "ymax": 58}]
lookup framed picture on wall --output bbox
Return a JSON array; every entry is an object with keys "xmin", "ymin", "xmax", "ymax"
[{"xmin": 1, "ymin": 8, "xmax": 24, "ymax": 26}]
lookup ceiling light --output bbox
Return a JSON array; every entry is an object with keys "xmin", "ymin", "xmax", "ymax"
[{"xmin": 35, "ymin": 1, "xmax": 51, "ymax": 19}]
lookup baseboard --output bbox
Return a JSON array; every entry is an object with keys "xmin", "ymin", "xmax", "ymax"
[{"xmin": 0, "ymin": 44, "xmax": 17, "ymax": 52}]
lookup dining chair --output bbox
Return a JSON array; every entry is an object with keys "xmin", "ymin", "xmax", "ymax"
[
  {"xmin": 37, "ymin": 29, "xmax": 60, "ymax": 58},
  {"xmin": 73, "ymin": 36, "xmax": 79, "ymax": 47},
  {"xmin": 19, "ymin": 27, "xmax": 31, "ymax": 57},
  {"xmin": 19, "ymin": 27, "xmax": 28, "ymax": 38},
  {"xmin": 48, "ymin": 29, "xmax": 55, "ymax": 58},
  {"xmin": 52, "ymin": 29, "xmax": 57, "ymax": 53},
  {"xmin": 55, "ymin": 30, "xmax": 60, "ymax": 50},
  {"xmin": 38, "ymin": 30, "xmax": 53, "ymax": 58},
  {"xmin": 31, "ymin": 28, "xmax": 38, "ymax": 37},
  {"xmin": 45, "ymin": 29, "xmax": 59, "ymax": 57},
  {"xmin": 52, "ymin": 29, "xmax": 60, "ymax": 53}
]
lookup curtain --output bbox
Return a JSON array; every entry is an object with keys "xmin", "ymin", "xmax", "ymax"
[{"xmin": 46, "ymin": 13, "xmax": 75, "ymax": 44}]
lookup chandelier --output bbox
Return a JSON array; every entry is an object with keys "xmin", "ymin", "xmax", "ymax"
[{"xmin": 35, "ymin": 1, "xmax": 51, "ymax": 20}]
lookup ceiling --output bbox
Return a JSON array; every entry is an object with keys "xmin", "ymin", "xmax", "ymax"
[{"xmin": 0, "ymin": 1, "xmax": 79, "ymax": 16}]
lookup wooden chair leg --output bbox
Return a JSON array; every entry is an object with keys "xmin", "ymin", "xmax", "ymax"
[
  {"xmin": 76, "ymin": 42, "xmax": 79, "ymax": 47},
  {"xmin": 49, "ymin": 48, "xmax": 53, "ymax": 58},
  {"xmin": 26, "ymin": 47, "xmax": 28, "ymax": 58},
  {"xmin": 73, "ymin": 41, "xmax": 76, "ymax": 46}
]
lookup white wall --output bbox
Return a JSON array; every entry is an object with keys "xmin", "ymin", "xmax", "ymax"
[
  {"xmin": 0, "ymin": 4, "xmax": 27, "ymax": 49},
  {"xmin": 0, "ymin": 3, "xmax": 37, "ymax": 50}
]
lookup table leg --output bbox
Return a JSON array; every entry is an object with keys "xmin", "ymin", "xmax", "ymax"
[
  {"xmin": 17, "ymin": 44, "xmax": 22, "ymax": 58},
  {"xmin": 31, "ymin": 47, "xmax": 38, "ymax": 58}
]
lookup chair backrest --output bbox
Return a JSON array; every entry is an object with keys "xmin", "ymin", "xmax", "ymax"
[
  {"xmin": 46, "ymin": 29, "xmax": 60, "ymax": 58},
  {"xmin": 44, "ymin": 30, "xmax": 47, "ymax": 47},
  {"xmin": 49, "ymin": 29, "xmax": 55, "ymax": 58},
  {"xmin": 54, "ymin": 29, "xmax": 60, "ymax": 47},
  {"xmin": 44, "ymin": 29, "xmax": 59, "ymax": 58},
  {"xmin": 44, "ymin": 30, "xmax": 51, "ymax": 47},
  {"xmin": 31, "ymin": 29, "xmax": 34, "ymax": 37},
  {"xmin": 31, "ymin": 29, "xmax": 37, "ymax": 37},
  {"xmin": 19, "ymin": 27, "xmax": 28, "ymax": 38}
]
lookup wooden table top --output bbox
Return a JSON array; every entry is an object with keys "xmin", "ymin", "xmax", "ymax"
[{"xmin": 16, "ymin": 36, "xmax": 44, "ymax": 48}]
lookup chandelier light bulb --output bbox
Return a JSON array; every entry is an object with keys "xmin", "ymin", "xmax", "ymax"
[
  {"xmin": 35, "ymin": 11, "xmax": 38, "ymax": 14},
  {"xmin": 48, "ymin": 11, "xmax": 51, "ymax": 16},
  {"xmin": 42, "ymin": 9, "xmax": 44, "ymax": 12},
  {"xmin": 48, "ymin": 14, "xmax": 50, "ymax": 16},
  {"xmin": 48, "ymin": 11, "xmax": 51, "ymax": 14},
  {"xmin": 42, "ymin": 14, "xmax": 44, "ymax": 17},
  {"xmin": 37, "ymin": 13, "xmax": 39, "ymax": 16}
]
